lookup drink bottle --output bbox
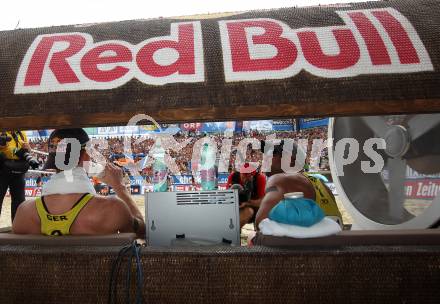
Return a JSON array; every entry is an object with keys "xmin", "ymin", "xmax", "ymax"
[
  {"xmin": 200, "ymin": 143, "xmax": 218, "ymax": 190},
  {"xmin": 152, "ymin": 140, "xmax": 168, "ymax": 192}
]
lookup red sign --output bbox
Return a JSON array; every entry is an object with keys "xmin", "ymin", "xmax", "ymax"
[
  {"xmin": 180, "ymin": 122, "xmax": 202, "ymax": 131},
  {"xmin": 15, "ymin": 22, "xmax": 204, "ymax": 93},
  {"xmin": 15, "ymin": 8, "xmax": 432, "ymax": 94},
  {"xmin": 405, "ymin": 179, "xmax": 440, "ymax": 199},
  {"xmin": 219, "ymin": 8, "xmax": 432, "ymax": 81}
]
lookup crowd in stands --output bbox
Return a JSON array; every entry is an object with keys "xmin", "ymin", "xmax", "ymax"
[{"xmin": 27, "ymin": 127, "xmax": 330, "ymax": 179}]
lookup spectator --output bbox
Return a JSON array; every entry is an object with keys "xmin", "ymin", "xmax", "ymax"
[{"xmin": 227, "ymin": 163, "xmax": 266, "ymax": 228}]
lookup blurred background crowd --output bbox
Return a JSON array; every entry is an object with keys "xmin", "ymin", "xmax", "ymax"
[{"xmin": 27, "ymin": 126, "xmax": 330, "ymax": 180}]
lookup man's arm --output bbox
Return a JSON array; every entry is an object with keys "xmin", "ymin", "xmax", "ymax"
[
  {"xmin": 255, "ymin": 184, "xmax": 286, "ymax": 228},
  {"xmin": 101, "ymin": 163, "xmax": 146, "ymax": 237},
  {"xmin": 112, "ymin": 185, "xmax": 146, "ymax": 237},
  {"xmin": 100, "ymin": 196, "xmax": 145, "ymax": 237}
]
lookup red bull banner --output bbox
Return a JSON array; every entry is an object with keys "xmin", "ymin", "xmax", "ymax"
[
  {"xmin": 14, "ymin": 8, "xmax": 432, "ymax": 94},
  {"xmin": 0, "ymin": 0, "xmax": 439, "ymax": 130}
]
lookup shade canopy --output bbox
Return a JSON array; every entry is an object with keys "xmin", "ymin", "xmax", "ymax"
[{"xmin": 0, "ymin": 0, "xmax": 439, "ymax": 130}]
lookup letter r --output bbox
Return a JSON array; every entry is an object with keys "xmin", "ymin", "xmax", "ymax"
[{"xmin": 24, "ymin": 34, "xmax": 86, "ymax": 86}]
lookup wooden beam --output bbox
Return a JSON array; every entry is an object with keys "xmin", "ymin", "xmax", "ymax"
[{"xmin": 1, "ymin": 99, "xmax": 439, "ymax": 131}]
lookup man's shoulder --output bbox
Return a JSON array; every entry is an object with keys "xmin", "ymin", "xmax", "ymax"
[
  {"xmin": 267, "ymin": 173, "xmax": 306, "ymax": 184},
  {"xmin": 89, "ymin": 195, "xmax": 132, "ymax": 219},
  {"xmin": 91, "ymin": 195, "xmax": 125, "ymax": 209},
  {"xmin": 18, "ymin": 198, "xmax": 38, "ymax": 211},
  {"xmin": 86, "ymin": 195, "xmax": 133, "ymax": 233},
  {"xmin": 13, "ymin": 198, "xmax": 40, "ymax": 234}
]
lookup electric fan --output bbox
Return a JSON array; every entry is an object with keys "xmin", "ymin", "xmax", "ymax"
[{"xmin": 329, "ymin": 114, "xmax": 440, "ymax": 229}]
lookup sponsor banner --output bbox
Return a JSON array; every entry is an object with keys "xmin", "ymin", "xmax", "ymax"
[
  {"xmin": 21, "ymin": 187, "xmax": 42, "ymax": 197},
  {"xmin": 138, "ymin": 125, "xmax": 158, "ymax": 133},
  {"xmin": 180, "ymin": 122, "xmax": 203, "ymax": 131},
  {"xmin": 26, "ymin": 130, "xmax": 47, "ymax": 138},
  {"xmin": 405, "ymin": 179, "xmax": 440, "ymax": 199},
  {"xmin": 272, "ymin": 119, "xmax": 294, "ymax": 131},
  {"xmin": 405, "ymin": 167, "xmax": 440, "ymax": 180},
  {"xmin": 25, "ymin": 178, "xmax": 38, "ymax": 187},
  {"xmin": 201, "ymin": 121, "xmax": 235, "ymax": 133},
  {"xmin": 97, "ymin": 126, "xmax": 119, "ymax": 135},
  {"xmin": 172, "ymin": 175, "xmax": 193, "ymax": 185},
  {"xmin": 37, "ymin": 130, "xmax": 50, "ymax": 137},
  {"xmin": 25, "ymin": 174, "xmax": 230, "ymax": 194},
  {"xmin": 272, "ymin": 124, "xmax": 293, "ymax": 131},
  {"xmin": 235, "ymin": 121, "xmax": 244, "ymax": 133},
  {"xmin": 272, "ymin": 119, "xmax": 291, "ymax": 125},
  {"xmin": 31, "ymin": 126, "xmax": 182, "ymax": 138},
  {"xmin": 171, "ymin": 174, "xmax": 229, "ymax": 185},
  {"xmin": 25, "ymin": 177, "xmax": 49, "ymax": 187},
  {"xmin": 382, "ymin": 168, "xmax": 440, "ymax": 183},
  {"xmin": 129, "ymin": 176, "xmax": 145, "ymax": 186},
  {"xmin": 330, "ymin": 179, "xmax": 440, "ymax": 200},
  {"xmin": 138, "ymin": 123, "xmax": 181, "ymax": 134},
  {"xmin": 171, "ymin": 184, "xmax": 227, "ymax": 191},
  {"xmin": 21, "ymin": 176, "xmax": 440, "ymax": 200},
  {"xmin": 160, "ymin": 124, "xmax": 181, "ymax": 134},
  {"xmin": 2, "ymin": 2, "xmax": 439, "ymax": 131},
  {"xmin": 25, "ymin": 129, "xmax": 54, "ymax": 138},
  {"xmin": 299, "ymin": 118, "xmax": 329, "ymax": 129},
  {"xmin": 173, "ymin": 185, "xmax": 195, "ymax": 192},
  {"xmin": 13, "ymin": 7, "xmax": 433, "ymax": 95},
  {"xmin": 243, "ymin": 120, "xmax": 273, "ymax": 131},
  {"xmin": 24, "ymin": 188, "xmax": 34, "ymax": 197},
  {"xmin": 25, "ymin": 131, "xmax": 35, "ymax": 138},
  {"xmin": 118, "ymin": 126, "xmax": 139, "ymax": 134}
]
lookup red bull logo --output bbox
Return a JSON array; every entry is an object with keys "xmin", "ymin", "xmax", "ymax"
[{"xmin": 15, "ymin": 8, "xmax": 432, "ymax": 94}]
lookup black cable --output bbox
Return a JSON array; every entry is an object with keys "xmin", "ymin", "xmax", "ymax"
[
  {"xmin": 108, "ymin": 241, "xmax": 144, "ymax": 304},
  {"xmin": 134, "ymin": 244, "xmax": 144, "ymax": 304},
  {"xmin": 108, "ymin": 243, "xmax": 132, "ymax": 304},
  {"xmin": 125, "ymin": 244, "xmax": 134, "ymax": 304}
]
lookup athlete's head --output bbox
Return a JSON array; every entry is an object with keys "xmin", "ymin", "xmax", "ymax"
[{"xmin": 43, "ymin": 128, "xmax": 90, "ymax": 172}]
